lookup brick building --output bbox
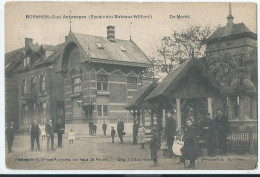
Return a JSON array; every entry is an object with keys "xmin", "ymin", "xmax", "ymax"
[{"xmin": 5, "ymin": 26, "xmax": 152, "ymax": 132}]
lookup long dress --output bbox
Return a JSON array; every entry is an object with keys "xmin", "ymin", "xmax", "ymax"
[
  {"xmin": 40, "ymin": 125, "xmax": 46, "ymax": 136},
  {"xmin": 137, "ymin": 127, "xmax": 146, "ymax": 144},
  {"xmin": 68, "ymin": 131, "xmax": 75, "ymax": 140}
]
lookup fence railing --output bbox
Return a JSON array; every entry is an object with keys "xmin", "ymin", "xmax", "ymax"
[{"xmin": 227, "ymin": 130, "xmax": 258, "ymax": 154}]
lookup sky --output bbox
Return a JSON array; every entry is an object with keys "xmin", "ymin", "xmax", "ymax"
[{"xmin": 5, "ymin": 2, "xmax": 257, "ymax": 57}]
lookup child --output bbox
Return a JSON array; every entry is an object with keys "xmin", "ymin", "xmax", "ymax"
[
  {"xmin": 68, "ymin": 129, "xmax": 75, "ymax": 144},
  {"xmin": 40, "ymin": 123, "xmax": 46, "ymax": 140},
  {"xmin": 111, "ymin": 126, "xmax": 116, "ymax": 143},
  {"xmin": 137, "ymin": 124, "xmax": 146, "ymax": 149},
  {"xmin": 149, "ymin": 128, "xmax": 160, "ymax": 167},
  {"xmin": 173, "ymin": 128, "xmax": 184, "ymax": 164},
  {"xmin": 160, "ymin": 132, "xmax": 168, "ymax": 156}
]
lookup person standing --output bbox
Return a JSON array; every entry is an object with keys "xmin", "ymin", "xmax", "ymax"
[
  {"xmin": 45, "ymin": 120, "xmax": 54, "ymax": 151},
  {"xmin": 31, "ymin": 120, "xmax": 40, "ymax": 151},
  {"xmin": 132, "ymin": 122, "xmax": 139, "ymax": 145},
  {"xmin": 117, "ymin": 118, "xmax": 124, "ymax": 143},
  {"xmin": 182, "ymin": 119, "xmax": 198, "ymax": 168},
  {"xmin": 201, "ymin": 113, "xmax": 214, "ymax": 156},
  {"xmin": 111, "ymin": 126, "xmax": 116, "ymax": 143},
  {"xmin": 56, "ymin": 119, "xmax": 64, "ymax": 148},
  {"xmin": 5, "ymin": 122, "xmax": 15, "ymax": 153},
  {"xmin": 214, "ymin": 109, "xmax": 230, "ymax": 155},
  {"xmin": 68, "ymin": 129, "xmax": 75, "ymax": 144},
  {"xmin": 137, "ymin": 124, "xmax": 146, "ymax": 149},
  {"xmin": 164, "ymin": 112, "xmax": 176, "ymax": 158},
  {"xmin": 40, "ymin": 123, "xmax": 46, "ymax": 140},
  {"xmin": 102, "ymin": 121, "xmax": 107, "ymax": 136},
  {"xmin": 149, "ymin": 128, "xmax": 160, "ymax": 167},
  {"xmin": 89, "ymin": 122, "xmax": 93, "ymax": 135},
  {"xmin": 92, "ymin": 124, "xmax": 97, "ymax": 136}
]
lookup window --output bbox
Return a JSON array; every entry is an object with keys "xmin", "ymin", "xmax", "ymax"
[
  {"xmin": 97, "ymin": 74, "xmax": 108, "ymax": 91},
  {"xmin": 127, "ymin": 77, "xmax": 137, "ymax": 84},
  {"xmin": 23, "ymin": 57, "xmax": 30, "ymax": 67},
  {"xmin": 22, "ymin": 80, "xmax": 27, "ymax": 95},
  {"xmin": 30, "ymin": 77, "xmax": 36, "ymax": 93},
  {"xmin": 96, "ymin": 43, "xmax": 103, "ymax": 49},
  {"xmin": 72, "ymin": 77, "xmax": 81, "ymax": 93},
  {"xmin": 40, "ymin": 75, "xmax": 46, "ymax": 93},
  {"xmin": 72, "ymin": 98, "xmax": 82, "ymax": 118},
  {"xmin": 22, "ymin": 104, "xmax": 29, "ymax": 124},
  {"xmin": 119, "ymin": 46, "xmax": 126, "ymax": 52},
  {"xmin": 39, "ymin": 102, "xmax": 47, "ymax": 118},
  {"xmin": 98, "ymin": 105, "xmax": 108, "ymax": 117}
]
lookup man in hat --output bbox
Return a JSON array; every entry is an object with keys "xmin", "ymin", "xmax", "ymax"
[
  {"xmin": 201, "ymin": 113, "xmax": 214, "ymax": 156},
  {"xmin": 164, "ymin": 112, "xmax": 176, "ymax": 158},
  {"xmin": 45, "ymin": 120, "xmax": 55, "ymax": 150},
  {"xmin": 214, "ymin": 109, "xmax": 230, "ymax": 155},
  {"xmin": 132, "ymin": 120, "xmax": 139, "ymax": 145},
  {"xmin": 117, "ymin": 118, "xmax": 124, "ymax": 143},
  {"xmin": 56, "ymin": 118, "xmax": 64, "ymax": 148},
  {"xmin": 149, "ymin": 127, "xmax": 160, "ymax": 167},
  {"xmin": 31, "ymin": 120, "xmax": 40, "ymax": 151},
  {"xmin": 111, "ymin": 126, "xmax": 116, "ymax": 143},
  {"xmin": 182, "ymin": 118, "xmax": 198, "ymax": 168},
  {"xmin": 5, "ymin": 122, "xmax": 15, "ymax": 153},
  {"xmin": 102, "ymin": 121, "xmax": 107, "ymax": 136}
]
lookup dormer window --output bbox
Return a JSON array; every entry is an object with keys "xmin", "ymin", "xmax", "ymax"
[
  {"xmin": 119, "ymin": 46, "xmax": 126, "ymax": 52},
  {"xmin": 45, "ymin": 50, "xmax": 54, "ymax": 59},
  {"xmin": 96, "ymin": 43, "xmax": 103, "ymax": 49},
  {"xmin": 24, "ymin": 57, "xmax": 30, "ymax": 67}
]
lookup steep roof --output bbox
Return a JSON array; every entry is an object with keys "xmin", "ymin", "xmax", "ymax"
[
  {"xmin": 5, "ymin": 43, "xmax": 64, "ymax": 73},
  {"xmin": 146, "ymin": 59, "xmax": 225, "ymax": 100},
  {"xmin": 206, "ymin": 23, "xmax": 256, "ymax": 43},
  {"xmin": 72, "ymin": 32, "xmax": 151, "ymax": 67},
  {"xmin": 125, "ymin": 81, "xmax": 158, "ymax": 110}
]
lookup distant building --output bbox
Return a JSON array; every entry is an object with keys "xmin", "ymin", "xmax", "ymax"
[{"xmin": 5, "ymin": 26, "xmax": 152, "ymax": 130}]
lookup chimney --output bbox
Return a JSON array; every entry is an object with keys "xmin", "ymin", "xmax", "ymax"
[
  {"xmin": 25, "ymin": 38, "xmax": 33, "ymax": 50},
  {"xmin": 107, "ymin": 26, "xmax": 115, "ymax": 43}
]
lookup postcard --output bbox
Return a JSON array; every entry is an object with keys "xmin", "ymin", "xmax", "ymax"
[{"xmin": 4, "ymin": 2, "xmax": 258, "ymax": 170}]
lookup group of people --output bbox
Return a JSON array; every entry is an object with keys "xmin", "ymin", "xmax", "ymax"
[
  {"xmin": 6, "ymin": 118, "xmax": 66, "ymax": 153},
  {"xmin": 131, "ymin": 109, "xmax": 230, "ymax": 168},
  {"xmin": 110, "ymin": 119, "xmax": 125, "ymax": 143}
]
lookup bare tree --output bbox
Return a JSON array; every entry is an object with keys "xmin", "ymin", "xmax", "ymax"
[{"xmin": 151, "ymin": 25, "xmax": 216, "ymax": 77}]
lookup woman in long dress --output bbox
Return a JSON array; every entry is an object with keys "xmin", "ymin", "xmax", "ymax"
[{"xmin": 137, "ymin": 124, "xmax": 146, "ymax": 149}]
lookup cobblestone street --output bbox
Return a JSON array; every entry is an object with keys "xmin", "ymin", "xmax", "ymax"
[{"xmin": 5, "ymin": 134, "xmax": 257, "ymax": 170}]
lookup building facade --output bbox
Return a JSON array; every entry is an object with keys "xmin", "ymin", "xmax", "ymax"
[{"xmin": 5, "ymin": 26, "xmax": 152, "ymax": 131}]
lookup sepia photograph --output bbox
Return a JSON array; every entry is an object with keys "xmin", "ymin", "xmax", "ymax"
[{"xmin": 4, "ymin": 2, "xmax": 258, "ymax": 171}]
